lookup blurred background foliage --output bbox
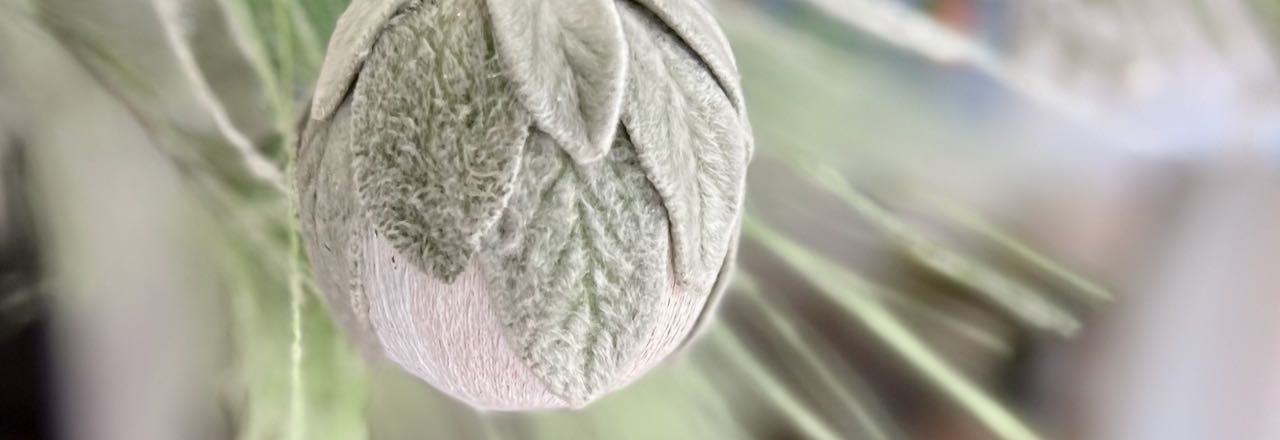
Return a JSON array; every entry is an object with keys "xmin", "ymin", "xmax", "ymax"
[{"xmin": 2, "ymin": 0, "xmax": 1279, "ymax": 439}]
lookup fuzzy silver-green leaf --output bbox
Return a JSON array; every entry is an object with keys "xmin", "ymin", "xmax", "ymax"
[
  {"xmin": 619, "ymin": 2, "xmax": 749, "ymax": 293},
  {"xmin": 631, "ymin": 0, "xmax": 746, "ymax": 116},
  {"xmin": 351, "ymin": 0, "xmax": 530, "ymax": 282},
  {"xmin": 485, "ymin": 0, "xmax": 627, "ymax": 164},
  {"xmin": 310, "ymin": 0, "xmax": 414, "ymax": 121},
  {"xmin": 480, "ymin": 130, "xmax": 669, "ymax": 405}
]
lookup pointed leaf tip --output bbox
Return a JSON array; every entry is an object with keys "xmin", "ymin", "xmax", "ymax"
[{"xmin": 486, "ymin": 0, "xmax": 627, "ymax": 164}]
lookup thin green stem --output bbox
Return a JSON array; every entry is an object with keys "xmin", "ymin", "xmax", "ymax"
[
  {"xmin": 215, "ymin": 0, "xmax": 295, "ymax": 147},
  {"xmin": 899, "ymin": 186, "xmax": 1112, "ymax": 302},
  {"xmin": 271, "ymin": 0, "xmax": 296, "ymax": 124},
  {"xmin": 736, "ymin": 274, "xmax": 898, "ymax": 440},
  {"xmin": 149, "ymin": 0, "xmax": 285, "ymax": 190},
  {"xmin": 799, "ymin": 161, "xmax": 1081, "ymax": 336},
  {"xmin": 708, "ymin": 327, "xmax": 845, "ymax": 440},
  {"xmin": 288, "ymin": 0, "xmax": 324, "ymax": 69},
  {"xmin": 680, "ymin": 365, "xmax": 752, "ymax": 438},
  {"xmin": 745, "ymin": 218, "xmax": 1045, "ymax": 440}
]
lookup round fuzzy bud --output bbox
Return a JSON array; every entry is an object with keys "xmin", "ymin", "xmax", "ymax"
[{"xmin": 296, "ymin": 0, "xmax": 751, "ymax": 410}]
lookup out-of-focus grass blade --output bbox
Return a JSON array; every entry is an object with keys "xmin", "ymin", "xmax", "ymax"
[
  {"xmin": 215, "ymin": 0, "xmax": 337, "ymax": 142},
  {"xmin": 222, "ymin": 237, "xmax": 368, "ymax": 440},
  {"xmin": 32, "ymin": 2, "xmax": 370, "ymax": 438},
  {"xmin": 680, "ymin": 367, "xmax": 752, "ymax": 438},
  {"xmin": 792, "ymin": 0, "xmax": 1091, "ymax": 123},
  {"xmin": 865, "ymin": 280, "xmax": 1012, "ymax": 354},
  {"xmin": 150, "ymin": 0, "xmax": 286, "ymax": 190},
  {"xmin": 901, "ymin": 187, "xmax": 1112, "ymax": 302},
  {"xmin": 744, "ymin": 218, "xmax": 1045, "ymax": 440},
  {"xmin": 801, "ymin": 163, "xmax": 1081, "ymax": 337},
  {"xmin": 287, "ymin": 2, "xmax": 323, "ymax": 70},
  {"xmin": 35, "ymin": 2, "xmax": 285, "ymax": 198},
  {"xmin": 216, "ymin": 0, "xmax": 290, "ymax": 136},
  {"xmin": 303, "ymin": 0, "xmax": 346, "ymax": 40},
  {"xmin": 735, "ymin": 273, "xmax": 900, "ymax": 440},
  {"xmin": 706, "ymin": 326, "xmax": 846, "ymax": 440}
]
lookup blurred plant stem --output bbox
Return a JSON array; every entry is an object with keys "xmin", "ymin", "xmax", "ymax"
[{"xmin": 744, "ymin": 218, "xmax": 1045, "ymax": 440}]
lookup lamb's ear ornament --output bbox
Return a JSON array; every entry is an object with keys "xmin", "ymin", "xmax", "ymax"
[{"xmin": 296, "ymin": 0, "xmax": 752, "ymax": 411}]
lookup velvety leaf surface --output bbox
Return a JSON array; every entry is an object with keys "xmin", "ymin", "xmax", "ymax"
[
  {"xmin": 311, "ymin": 0, "xmax": 413, "ymax": 121},
  {"xmin": 618, "ymin": 2, "xmax": 749, "ymax": 293},
  {"xmin": 485, "ymin": 0, "xmax": 627, "ymax": 164},
  {"xmin": 480, "ymin": 130, "xmax": 669, "ymax": 405},
  {"xmin": 351, "ymin": 0, "xmax": 530, "ymax": 282},
  {"xmin": 631, "ymin": 0, "xmax": 745, "ymax": 116}
]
